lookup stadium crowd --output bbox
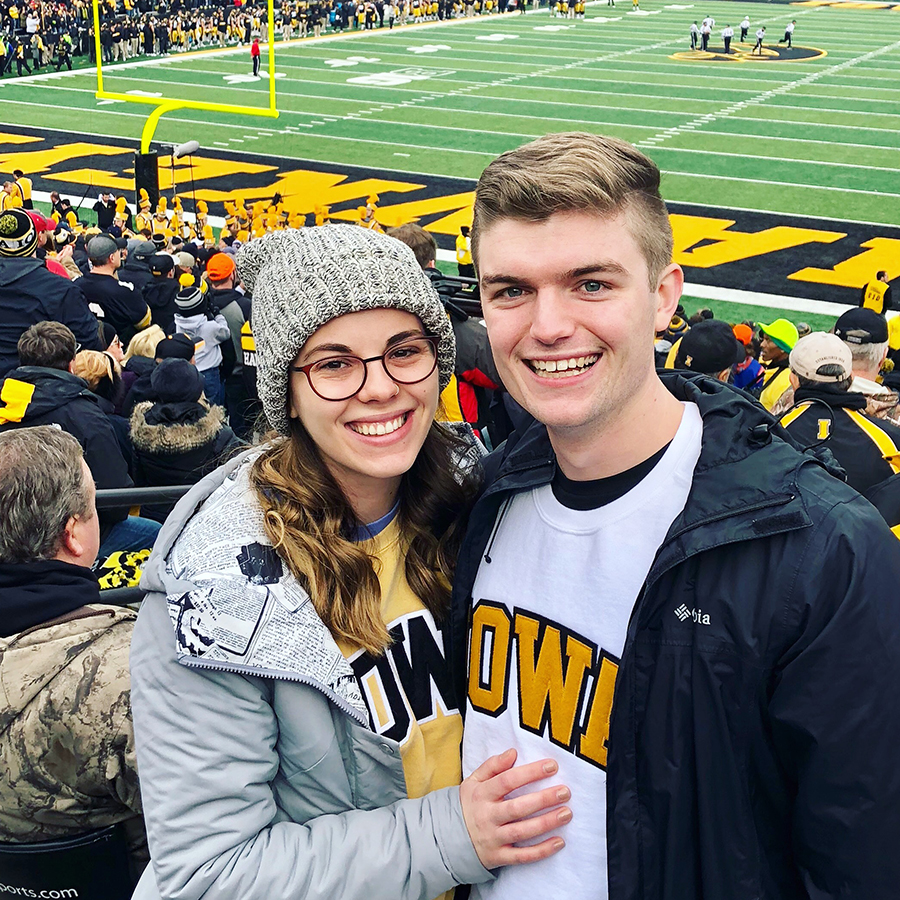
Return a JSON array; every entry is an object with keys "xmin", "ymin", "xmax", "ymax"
[
  {"xmin": 0, "ymin": 130, "xmax": 898, "ymax": 899},
  {"xmin": 0, "ymin": 0, "xmax": 534, "ymax": 76}
]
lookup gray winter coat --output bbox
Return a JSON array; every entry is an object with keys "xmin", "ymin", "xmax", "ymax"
[{"xmin": 130, "ymin": 450, "xmax": 491, "ymax": 900}]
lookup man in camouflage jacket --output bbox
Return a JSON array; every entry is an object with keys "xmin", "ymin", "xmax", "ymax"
[{"xmin": 0, "ymin": 426, "xmax": 146, "ymax": 870}]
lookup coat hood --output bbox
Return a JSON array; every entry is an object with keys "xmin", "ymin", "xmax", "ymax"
[
  {"xmin": 0, "ymin": 367, "xmax": 97, "ymax": 425},
  {"xmin": 0, "ymin": 605, "xmax": 136, "ymax": 734},
  {"xmin": 0, "ymin": 256, "xmax": 43, "ymax": 288},
  {"xmin": 139, "ymin": 450, "xmax": 369, "ymax": 725},
  {"xmin": 850, "ymin": 376, "xmax": 900, "ymax": 424},
  {"xmin": 131, "ymin": 400, "xmax": 225, "ymax": 453},
  {"xmin": 125, "ymin": 355, "xmax": 156, "ymax": 377}
]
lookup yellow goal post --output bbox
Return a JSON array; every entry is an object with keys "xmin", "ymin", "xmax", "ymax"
[{"xmin": 92, "ymin": 0, "xmax": 279, "ymax": 153}]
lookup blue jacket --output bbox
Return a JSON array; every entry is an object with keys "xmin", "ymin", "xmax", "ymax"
[{"xmin": 449, "ymin": 373, "xmax": 900, "ymax": 900}]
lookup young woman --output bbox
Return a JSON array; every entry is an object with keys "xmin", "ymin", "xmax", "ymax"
[{"xmin": 130, "ymin": 226, "xmax": 570, "ymax": 900}]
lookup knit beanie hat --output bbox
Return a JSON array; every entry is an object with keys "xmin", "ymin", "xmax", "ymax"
[
  {"xmin": 150, "ymin": 358, "xmax": 204, "ymax": 403},
  {"xmin": 0, "ymin": 208, "xmax": 38, "ymax": 258},
  {"xmin": 236, "ymin": 225, "xmax": 455, "ymax": 436},
  {"xmin": 175, "ymin": 273, "xmax": 206, "ymax": 316}
]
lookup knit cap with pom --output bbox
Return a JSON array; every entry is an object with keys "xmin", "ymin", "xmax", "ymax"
[
  {"xmin": 235, "ymin": 224, "xmax": 455, "ymax": 436},
  {"xmin": 175, "ymin": 273, "xmax": 206, "ymax": 316}
]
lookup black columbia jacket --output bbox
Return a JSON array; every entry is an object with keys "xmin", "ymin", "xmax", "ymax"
[{"xmin": 449, "ymin": 373, "xmax": 900, "ymax": 900}]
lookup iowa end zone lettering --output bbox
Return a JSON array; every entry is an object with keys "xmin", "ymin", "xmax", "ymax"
[{"xmin": 468, "ymin": 601, "xmax": 619, "ymax": 770}]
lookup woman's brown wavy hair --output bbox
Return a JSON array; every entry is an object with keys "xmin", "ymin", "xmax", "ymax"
[{"xmin": 250, "ymin": 418, "xmax": 478, "ymax": 656}]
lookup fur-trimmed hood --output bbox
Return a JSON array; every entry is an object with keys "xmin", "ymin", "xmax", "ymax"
[{"xmin": 130, "ymin": 401, "xmax": 226, "ymax": 454}]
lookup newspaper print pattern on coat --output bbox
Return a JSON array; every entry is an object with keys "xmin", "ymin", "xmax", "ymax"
[
  {"xmin": 163, "ymin": 454, "xmax": 369, "ymax": 724},
  {"xmin": 0, "ymin": 607, "xmax": 147, "ymax": 862}
]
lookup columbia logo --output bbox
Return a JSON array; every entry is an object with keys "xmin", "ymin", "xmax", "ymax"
[{"xmin": 674, "ymin": 605, "xmax": 711, "ymax": 626}]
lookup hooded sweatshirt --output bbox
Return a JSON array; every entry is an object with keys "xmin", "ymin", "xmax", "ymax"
[
  {"xmin": 850, "ymin": 375, "xmax": 900, "ymax": 427},
  {"xmin": 173, "ymin": 312, "xmax": 230, "ymax": 373},
  {"xmin": 130, "ymin": 399, "xmax": 243, "ymax": 521}
]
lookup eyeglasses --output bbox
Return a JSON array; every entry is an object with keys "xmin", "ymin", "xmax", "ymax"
[{"xmin": 291, "ymin": 336, "xmax": 438, "ymax": 402}]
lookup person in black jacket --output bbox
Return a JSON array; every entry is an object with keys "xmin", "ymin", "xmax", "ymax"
[
  {"xmin": 130, "ymin": 359, "xmax": 243, "ymax": 522},
  {"xmin": 452, "ymin": 132, "xmax": 900, "ymax": 900},
  {"xmin": 143, "ymin": 253, "xmax": 178, "ymax": 334},
  {"xmin": 0, "ymin": 322, "xmax": 160, "ymax": 559},
  {"xmin": 205, "ymin": 251, "xmax": 251, "ymax": 438},
  {"xmin": 0, "ymin": 208, "xmax": 102, "ymax": 378},
  {"xmin": 386, "ymin": 223, "xmax": 506, "ymax": 444},
  {"xmin": 92, "ymin": 192, "xmax": 116, "ymax": 231},
  {"xmin": 779, "ymin": 331, "xmax": 900, "ymax": 528},
  {"xmin": 79, "ymin": 235, "xmax": 152, "ymax": 347},
  {"xmin": 119, "ymin": 239, "xmax": 157, "ymax": 298}
]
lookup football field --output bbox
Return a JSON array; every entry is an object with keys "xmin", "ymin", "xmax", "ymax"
[
  {"xmin": 2, "ymin": 0, "xmax": 899, "ymax": 321},
  {"xmin": 4, "ymin": 0, "xmax": 900, "ymax": 224}
]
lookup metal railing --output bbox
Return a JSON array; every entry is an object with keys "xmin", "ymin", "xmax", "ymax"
[{"xmin": 95, "ymin": 484, "xmax": 192, "ymax": 606}]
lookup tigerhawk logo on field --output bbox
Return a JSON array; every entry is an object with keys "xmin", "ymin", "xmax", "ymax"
[
  {"xmin": 669, "ymin": 44, "xmax": 827, "ymax": 63},
  {"xmin": 675, "ymin": 604, "xmax": 711, "ymax": 625}
]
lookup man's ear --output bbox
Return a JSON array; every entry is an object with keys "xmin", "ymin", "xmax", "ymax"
[
  {"xmin": 58, "ymin": 515, "xmax": 85, "ymax": 560},
  {"xmin": 653, "ymin": 263, "xmax": 684, "ymax": 334}
]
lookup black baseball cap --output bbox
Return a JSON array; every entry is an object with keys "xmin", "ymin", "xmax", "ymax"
[
  {"xmin": 834, "ymin": 308, "xmax": 889, "ymax": 345},
  {"xmin": 149, "ymin": 253, "xmax": 174, "ymax": 275},
  {"xmin": 155, "ymin": 333, "xmax": 196, "ymax": 361},
  {"xmin": 675, "ymin": 320, "xmax": 744, "ymax": 374}
]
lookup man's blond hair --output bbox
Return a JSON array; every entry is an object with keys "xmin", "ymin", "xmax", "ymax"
[{"xmin": 471, "ymin": 132, "xmax": 673, "ymax": 286}]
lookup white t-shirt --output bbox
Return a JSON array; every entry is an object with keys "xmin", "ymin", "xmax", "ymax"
[{"xmin": 462, "ymin": 402, "xmax": 703, "ymax": 900}]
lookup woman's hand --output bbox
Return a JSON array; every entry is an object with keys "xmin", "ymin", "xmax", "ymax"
[{"xmin": 460, "ymin": 748, "xmax": 571, "ymax": 870}]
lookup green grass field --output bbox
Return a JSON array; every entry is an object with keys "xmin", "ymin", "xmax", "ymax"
[{"xmin": 3, "ymin": 0, "xmax": 900, "ymax": 227}]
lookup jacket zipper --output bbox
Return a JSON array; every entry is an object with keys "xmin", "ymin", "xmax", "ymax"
[{"xmin": 179, "ymin": 654, "xmax": 371, "ymax": 728}]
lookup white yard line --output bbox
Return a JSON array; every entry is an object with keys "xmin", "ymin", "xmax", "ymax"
[{"xmin": 637, "ymin": 25, "xmax": 900, "ymax": 150}]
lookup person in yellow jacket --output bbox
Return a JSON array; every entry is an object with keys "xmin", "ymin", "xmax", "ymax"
[
  {"xmin": 758, "ymin": 318, "xmax": 798, "ymax": 411},
  {"xmin": 0, "ymin": 182, "xmax": 23, "ymax": 212},
  {"xmin": 455, "ymin": 224, "xmax": 473, "ymax": 278},
  {"xmin": 136, "ymin": 189, "xmax": 153, "ymax": 233},
  {"xmin": 860, "ymin": 271, "xmax": 893, "ymax": 315}
]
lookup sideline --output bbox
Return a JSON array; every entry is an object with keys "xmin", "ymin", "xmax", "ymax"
[{"xmin": 2, "ymin": 0, "xmax": 612, "ymax": 87}]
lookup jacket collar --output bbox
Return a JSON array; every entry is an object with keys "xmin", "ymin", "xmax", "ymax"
[
  {"xmin": 794, "ymin": 383, "xmax": 867, "ymax": 411},
  {"xmin": 482, "ymin": 373, "xmax": 818, "ymax": 559}
]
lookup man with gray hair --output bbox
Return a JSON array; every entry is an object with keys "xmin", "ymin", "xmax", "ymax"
[
  {"xmin": 79, "ymin": 234, "xmax": 152, "ymax": 347},
  {"xmin": 833, "ymin": 307, "xmax": 900, "ymax": 426},
  {"xmin": 0, "ymin": 426, "xmax": 146, "ymax": 870}
]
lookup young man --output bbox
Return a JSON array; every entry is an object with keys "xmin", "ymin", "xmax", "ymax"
[
  {"xmin": 757, "ymin": 317, "xmax": 797, "ymax": 410},
  {"xmin": 860, "ymin": 269, "xmax": 892, "ymax": 314},
  {"xmin": 779, "ymin": 19, "xmax": 795, "ymax": 48},
  {"xmin": 753, "ymin": 24, "xmax": 765, "ymax": 54},
  {"xmin": 721, "ymin": 23, "xmax": 733, "ymax": 52},
  {"xmin": 451, "ymin": 132, "xmax": 900, "ymax": 900},
  {"xmin": 740, "ymin": 13, "xmax": 749, "ymax": 40}
]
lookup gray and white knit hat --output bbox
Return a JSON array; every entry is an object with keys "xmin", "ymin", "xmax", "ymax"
[{"xmin": 236, "ymin": 225, "xmax": 455, "ymax": 436}]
